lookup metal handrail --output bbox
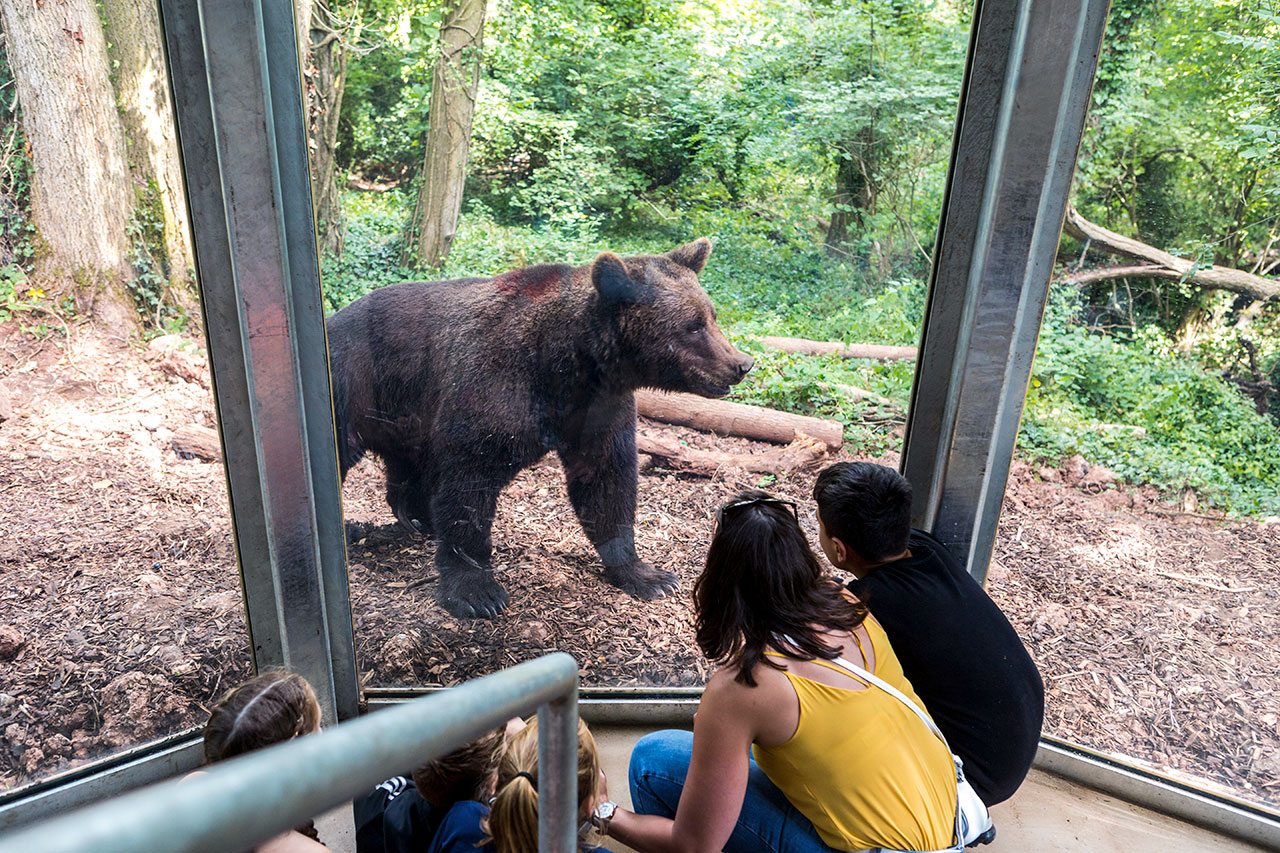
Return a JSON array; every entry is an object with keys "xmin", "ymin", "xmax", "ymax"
[{"xmin": 0, "ymin": 653, "xmax": 580, "ymax": 853}]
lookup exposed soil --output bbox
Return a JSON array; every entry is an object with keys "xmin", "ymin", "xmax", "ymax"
[{"xmin": 1, "ymin": 322, "xmax": 1276, "ymax": 810}]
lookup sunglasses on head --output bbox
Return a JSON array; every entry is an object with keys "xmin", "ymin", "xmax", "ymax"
[{"xmin": 716, "ymin": 496, "xmax": 799, "ymax": 524}]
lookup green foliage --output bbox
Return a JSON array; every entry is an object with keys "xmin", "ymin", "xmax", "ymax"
[
  {"xmin": 467, "ymin": 84, "xmax": 644, "ymax": 238},
  {"xmin": 0, "ymin": 31, "xmax": 36, "ymax": 304},
  {"xmin": 0, "ymin": 265, "xmax": 37, "ymax": 323},
  {"xmin": 337, "ymin": 2, "xmax": 441, "ymax": 179},
  {"xmin": 123, "ymin": 183, "xmax": 182, "ymax": 329},
  {"xmin": 1075, "ymin": 0, "xmax": 1280, "ymax": 277},
  {"xmin": 1022, "ymin": 284, "xmax": 1280, "ymax": 515},
  {"xmin": 321, "ymin": 190, "xmax": 416, "ymax": 311}
]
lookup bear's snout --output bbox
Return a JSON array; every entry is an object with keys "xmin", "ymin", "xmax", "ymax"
[{"xmin": 732, "ymin": 354, "xmax": 754, "ymax": 382}]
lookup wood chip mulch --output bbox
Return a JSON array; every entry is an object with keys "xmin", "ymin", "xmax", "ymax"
[{"xmin": 0, "ymin": 321, "xmax": 1275, "ymax": 811}]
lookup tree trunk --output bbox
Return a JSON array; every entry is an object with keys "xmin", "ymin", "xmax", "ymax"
[
  {"xmin": 826, "ymin": 126, "xmax": 875, "ymax": 257},
  {"xmin": 1, "ymin": 0, "xmax": 136, "ymax": 326},
  {"xmin": 1063, "ymin": 205, "xmax": 1280, "ymax": 302},
  {"xmin": 401, "ymin": 0, "xmax": 485, "ymax": 268},
  {"xmin": 635, "ymin": 390, "xmax": 844, "ymax": 451},
  {"xmin": 294, "ymin": 0, "xmax": 314, "ymax": 68},
  {"xmin": 307, "ymin": 1, "xmax": 351, "ymax": 258},
  {"xmin": 100, "ymin": 0, "xmax": 196, "ymax": 311}
]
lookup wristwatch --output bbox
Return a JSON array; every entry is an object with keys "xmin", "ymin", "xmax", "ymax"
[{"xmin": 590, "ymin": 800, "xmax": 618, "ymax": 835}]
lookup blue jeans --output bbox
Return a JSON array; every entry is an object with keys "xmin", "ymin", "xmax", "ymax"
[{"xmin": 628, "ymin": 730, "xmax": 851, "ymax": 853}]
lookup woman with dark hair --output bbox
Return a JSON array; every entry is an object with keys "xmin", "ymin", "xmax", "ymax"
[{"xmin": 602, "ymin": 491, "xmax": 966, "ymax": 853}]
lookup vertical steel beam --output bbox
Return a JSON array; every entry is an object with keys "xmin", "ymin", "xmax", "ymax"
[
  {"xmin": 157, "ymin": 0, "xmax": 357, "ymax": 722},
  {"xmin": 538, "ymin": 693, "xmax": 580, "ymax": 853},
  {"xmin": 902, "ymin": 0, "xmax": 1111, "ymax": 584}
]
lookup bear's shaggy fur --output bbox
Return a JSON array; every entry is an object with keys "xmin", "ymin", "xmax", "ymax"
[{"xmin": 326, "ymin": 238, "xmax": 753, "ymax": 617}]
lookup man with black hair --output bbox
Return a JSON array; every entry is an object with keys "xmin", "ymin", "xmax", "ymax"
[{"xmin": 812, "ymin": 461, "xmax": 1044, "ymax": 806}]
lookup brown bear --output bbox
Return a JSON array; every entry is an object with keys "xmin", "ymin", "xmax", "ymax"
[{"xmin": 326, "ymin": 238, "xmax": 753, "ymax": 618}]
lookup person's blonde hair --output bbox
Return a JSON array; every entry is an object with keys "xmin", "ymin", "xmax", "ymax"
[{"xmin": 487, "ymin": 718, "xmax": 600, "ymax": 853}]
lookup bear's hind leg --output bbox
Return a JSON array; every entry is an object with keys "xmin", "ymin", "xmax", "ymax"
[{"xmin": 383, "ymin": 455, "xmax": 434, "ymax": 537}]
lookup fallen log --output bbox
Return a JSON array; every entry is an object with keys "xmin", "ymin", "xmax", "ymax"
[
  {"xmin": 635, "ymin": 389, "xmax": 843, "ymax": 451},
  {"xmin": 750, "ymin": 335, "xmax": 917, "ymax": 362},
  {"xmin": 824, "ymin": 382, "xmax": 901, "ymax": 410},
  {"xmin": 637, "ymin": 429, "xmax": 829, "ymax": 475},
  {"xmin": 172, "ymin": 424, "xmax": 221, "ymax": 462},
  {"xmin": 1062, "ymin": 205, "xmax": 1280, "ymax": 302}
]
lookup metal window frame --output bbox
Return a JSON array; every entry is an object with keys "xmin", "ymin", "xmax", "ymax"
[
  {"xmin": 0, "ymin": 655, "xmax": 580, "ymax": 853},
  {"xmin": 3, "ymin": 0, "xmax": 1279, "ymax": 848},
  {"xmin": 157, "ymin": 0, "xmax": 358, "ymax": 724},
  {"xmin": 3, "ymin": 0, "xmax": 364, "ymax": 830},
  {"xmin": 902, "ymin": 0, "xmax": 1112, "ymax": 587}
]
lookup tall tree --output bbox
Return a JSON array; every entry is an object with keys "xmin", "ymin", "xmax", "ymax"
[
  {"xmin": 401, "ymin": 0, "xmax": 485, "ymax": 268},
  {"xmin": 295, "ymin": 0, "xmax": 315, "ymax": 67},
  {"xmin": 0, "ymin": 0, "xmax": 136, "ymax": 326},
  {"xmin": 100, "ymin": 0, "xmax": 196, "ymax": 309},
  {"xmin": 826, "ymin": 126, "xmax": 878, "ymax": 257},
  {"xmin": 307, "ymin": 0, "xmax": 355, "ymax": 257}
]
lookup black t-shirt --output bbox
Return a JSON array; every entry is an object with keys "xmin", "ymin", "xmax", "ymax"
[
  {"xmin": 848, "ymin": 530, "xmax": 1044, "ymax": 805},
  {"xmin": 354, "ymin": 776, "xmax": 443, "ymax": 853}
]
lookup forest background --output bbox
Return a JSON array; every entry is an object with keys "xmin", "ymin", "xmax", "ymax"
[{"xmin": 2, "ymin": 0, "xmax": 1280, "ymax": 517}]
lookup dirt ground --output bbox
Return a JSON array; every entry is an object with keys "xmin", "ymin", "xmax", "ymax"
[{"xmin": 0, "ymin": 322, "xmax": 1276, "ymax": 810}]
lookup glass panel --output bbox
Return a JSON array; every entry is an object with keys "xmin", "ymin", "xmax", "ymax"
[
  {"xmin": 990, "ymin": 0, "xmax": 1280, "ymax": 811},
  {"xmin": 0, "ymin": 1, "xmax": 250, "ymax": 796},
  {"xmin": 327, "ymin": 0, "xmax": 971, "ymax": 688}
]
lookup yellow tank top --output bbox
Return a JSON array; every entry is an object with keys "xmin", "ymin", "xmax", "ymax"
[{"xmin": 752, "ymin": 619, "xmax": 957, "ymax": 851}]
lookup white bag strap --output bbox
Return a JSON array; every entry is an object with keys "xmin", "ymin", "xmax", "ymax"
[
  {"xmin": 779, "ymin": 634, "xmax": 971, "ymax": 853},
  {"xmin": 830, "ymin": 656, "xmax": 951, "ymax": 752},
  {"xmin": 778, "ymin": 635, "xmax": 951, "ymax": 752}
]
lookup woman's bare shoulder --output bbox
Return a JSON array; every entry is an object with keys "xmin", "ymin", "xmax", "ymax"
[{"xmin": 705, "ymin": 661, "xmax": 793, "ymax": 712}]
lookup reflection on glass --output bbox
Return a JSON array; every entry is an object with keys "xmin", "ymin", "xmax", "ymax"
[
  {"xmin": 0, "ymin": 0, "xmax": 248, "ymax": 795},
  {"xmin": 329, "ymin": 0, "xmax": 969, "ymax": 691},
  {"xmin": 990, "ymin": 0, "xmax": 1280, "ymax": 810},
  {"xmin": 0, "ymin": 326, "xmax": 248, "ymax": 796}
]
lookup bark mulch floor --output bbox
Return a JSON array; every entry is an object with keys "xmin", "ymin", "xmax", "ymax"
[{"xmin": 1, "ymin": 321, "xmax": 1276, "ymax": 810}]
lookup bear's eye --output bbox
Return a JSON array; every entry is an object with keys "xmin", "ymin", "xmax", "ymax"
[{"xmin": 685, "ymin": 318, "xmax": 706, "ymax": 335}]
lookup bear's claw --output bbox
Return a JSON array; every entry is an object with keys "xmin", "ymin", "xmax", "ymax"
[
  {"xmin": 392, "ymin": 505, "xmax": 427, "ymax": 538},
  {"xmin": 602, "ymin": 561, "xmax": 680, "ymax": 600}
]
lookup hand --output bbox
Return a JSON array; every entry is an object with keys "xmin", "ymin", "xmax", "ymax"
[
  {"xmin": 596, "ymin": 768, "xmax": 609, "ymax": 805},
  {"xmin": 504, "ymin": 716, "xmax": 528, "ymax": 739}
]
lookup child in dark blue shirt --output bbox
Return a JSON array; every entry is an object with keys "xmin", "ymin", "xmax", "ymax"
[{"xmin": 354, "ymin": 723, "xmax": 507, "ymax": 853}]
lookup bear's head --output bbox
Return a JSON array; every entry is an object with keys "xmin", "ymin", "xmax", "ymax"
[{"xmin": 592, "ymin": 238, "xmax": 754, "ymax": 398}]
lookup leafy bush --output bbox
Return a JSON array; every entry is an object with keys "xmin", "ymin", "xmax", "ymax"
[
  {"xmin": 337, "ymin": 12, "xmax": 440, "ymax": 180},
  {"xmin": 467, "ymin": 85, "xmax": 645, "ymax": 238},
  {"xmin": 1022, "ymin": 283, "xmax": 1280, "ymax": 515},
  {"xmin": 0, "ymin": 34, "xmax": 35, "ymax": 306},
  {"xmin": 321, "ymin": 190, "xmax": 416, "ymax": 312}
]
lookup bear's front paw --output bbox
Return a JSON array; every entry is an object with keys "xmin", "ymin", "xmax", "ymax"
[
  {"xmin": 438, "ymin": 569, "xmax": 510, "ymax": 619},
  {"xmin": 602, "ymin": 561, "xmax": 680, "ymax": 600}
]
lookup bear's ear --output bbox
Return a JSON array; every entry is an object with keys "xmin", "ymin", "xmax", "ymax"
[
  {"xmin": 592, "ymin": 252, "xmax": 642, "ymax": 304},
  {"xmin": 667, "ymin": 237, "xmax": 712, "ymax": 273}
]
